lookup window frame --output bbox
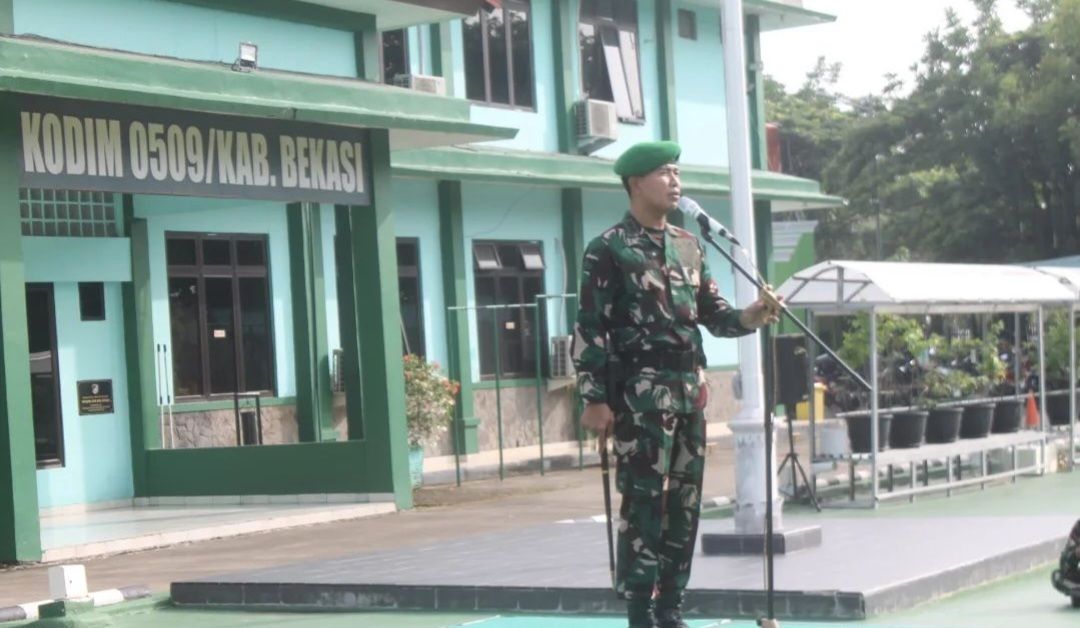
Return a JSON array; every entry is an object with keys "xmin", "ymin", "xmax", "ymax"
[
  {"xmin": 396, "ymin": 237, "xmax": 427, "ymax": 358},
  {"xmin": 579, "ymin": 0, "xmax": 646, "ymax": 123},
  {"xmin": 380, "ymin": 27, "xmax": 410, "ymax": 85},
  {"xmin": 463, "ymin": 0, "xmax": 537, "ymax": 111},
  {"xmin": 472, "ymin": 240, "xmax": 547, "ymax": 380},
  {"xmin": 165, "ymin": 231, "xmax": 277, "ymax": 401}
]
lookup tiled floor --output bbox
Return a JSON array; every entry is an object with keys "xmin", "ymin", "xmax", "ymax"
[{"xmin": 40, "ymin": 501, "xmax": 396, "ymax": 562}]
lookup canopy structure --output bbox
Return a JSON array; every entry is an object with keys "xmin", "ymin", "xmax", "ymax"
[{"xmin": 777, "ymin": 260, "xmax": 1077, "ymax": 314}]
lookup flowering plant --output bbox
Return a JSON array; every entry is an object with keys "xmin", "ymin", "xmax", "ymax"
[{"xmin": 403, "ymin": 354, "xmax": 460, "ymax": 448}]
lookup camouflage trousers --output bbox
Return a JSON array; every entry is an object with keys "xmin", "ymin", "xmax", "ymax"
[{"xmin": 613, "ymin": 408, "xmax": 706, "ymax": 603}]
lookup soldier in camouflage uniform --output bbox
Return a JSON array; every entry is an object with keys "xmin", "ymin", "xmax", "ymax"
[
  {"xmin": 1052, "ymin": 518, "xmax": 1080, "ymax": 608},
  {"xmin": 573, "ymin": 141, "xmax": 780, "ymax": 628}
]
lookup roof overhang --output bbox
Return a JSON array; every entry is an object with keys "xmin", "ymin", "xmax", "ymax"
[
  {"xmin": 391, "ymin": 146, "xmax": 843, "ymax": 208},
  {"xmin": 165, "ymin": 0, "xmax": 482, "ymax": 31},
  {"xmin": 682, "ymin": 0, "xmax": 835, "ymax": 32},
  {"xmin": 0, "ymin": 36, "xmax": 516, "ymax": 150},
  {"xmin": 777, "ymin": 260, "xmax": 1077, "ymax": 315}
]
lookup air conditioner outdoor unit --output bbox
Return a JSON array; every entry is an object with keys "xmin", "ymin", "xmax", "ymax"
[
  {"xmin": 575, "ymin": 99, "xmax": 618, "ymax": 154},
  {"xmin": 393, "ymin": 73, "xmax": 447, "ymax": 96},
  {"xmin": 332, "ymin": 348, "xmax": 345, "ymax": 393},
  {"xmin": 549, "ymin": 335, "xmax": 576, "ymax": 380}
]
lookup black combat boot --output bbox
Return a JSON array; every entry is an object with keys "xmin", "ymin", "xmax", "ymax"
[
  {"xmin": 626, "ymin": 596, "xmax": 658, "ymax": 628},
  {"xmin": 654, "ymin": 591, "xmax": 689, "ymax": 628}
]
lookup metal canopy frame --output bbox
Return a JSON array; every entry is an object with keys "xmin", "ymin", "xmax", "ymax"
[{"xmin": 777, "ymin": 261, "xmax": 1079, "ymax": 508}]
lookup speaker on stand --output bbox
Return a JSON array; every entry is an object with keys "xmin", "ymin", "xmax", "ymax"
[{"xmin": 773, "ymin": 334, "xmax": 820, "ymax": 511}]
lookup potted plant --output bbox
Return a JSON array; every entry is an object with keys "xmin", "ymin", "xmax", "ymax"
[
  {"xmin": 921, "ymin": 367, "xmax": 971, "ymax": 444},
  {"xmin": 1038, "ymin": 311, "xmax": 1078, "ymax": 426},
  {"xmin": 403, "ymin": 354, "xmax": 460, "ymax": 488},
  {"xmin": 836, "ymin": 314, "xmax": 931, "ymax": 453},
  {"xmin": 946, "ymin": 322, "xmax": 1006, "ymax": 439}
]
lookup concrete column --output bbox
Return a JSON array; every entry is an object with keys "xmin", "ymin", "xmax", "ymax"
[{"xmin": 0, "ymin": 101, "xmax": 41, "ymax": 562}]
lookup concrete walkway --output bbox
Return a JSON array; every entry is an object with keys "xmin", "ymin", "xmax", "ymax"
[{"xmin": 0, "ymin": 445, "xmax": 742, "ymax": 608}]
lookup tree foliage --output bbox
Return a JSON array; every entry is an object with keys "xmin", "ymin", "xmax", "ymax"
[{"xmin": 767, "ymin": 0, "xmax": 1080, "ymax": 263}]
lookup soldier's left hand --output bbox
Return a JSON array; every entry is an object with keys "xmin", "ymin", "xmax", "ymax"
[{"xmin": 739, "ymin": 286, "xmax": 783, "ymax": 329}]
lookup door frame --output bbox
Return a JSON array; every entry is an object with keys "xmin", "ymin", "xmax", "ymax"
[{"xmin": 26, "ymin": 282, "xmax": 64, "ymax": 469}]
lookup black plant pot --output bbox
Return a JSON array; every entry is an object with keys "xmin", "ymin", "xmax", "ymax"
[
  {"xmin": 992, "ymin": 398, "xmax": 1024, "ymax": 434},
  {"xmin": 889, "ymin": 410, "xmax": 928, "ymax": 449},
  {"xmin": 960, "ymin": 403, "xmax": 995, "ymax": 439},
  {"xmin": 845, "ymin": 412, "xmax": 892, "ymax": 454},
  {"xmin": 926, "ymin": 407, "xmax": 963, "ymax": 444},
  {"xmin": 1046, "ymin": 391, "xmax": 1077, "ymax": 426}
]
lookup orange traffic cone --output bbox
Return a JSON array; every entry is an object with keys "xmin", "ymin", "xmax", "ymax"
[{"xmin": 1026, "ymin": 391, "xmax": 1040, "ymax": 428}]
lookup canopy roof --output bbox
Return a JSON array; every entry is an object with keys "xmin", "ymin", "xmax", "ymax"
[{"xmin": 777, "ymin": 260, "xmax": 1077, "ymax": 314}]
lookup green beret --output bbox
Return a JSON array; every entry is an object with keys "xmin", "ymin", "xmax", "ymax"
[{"xmin": 613, "ymin": 141, "xmax": 681, "ymax": 177}]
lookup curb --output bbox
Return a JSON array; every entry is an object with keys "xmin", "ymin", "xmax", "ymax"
[{"xmin": 0, "ymin": 585, "xmax": 151, "ymax": 623}]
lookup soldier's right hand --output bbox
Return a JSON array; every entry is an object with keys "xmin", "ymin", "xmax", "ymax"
[{"xmin": 581, "ymin": 403, "xmax": 615, "ymax": 438}]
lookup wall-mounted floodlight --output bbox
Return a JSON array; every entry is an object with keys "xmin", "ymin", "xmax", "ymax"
[{"xmin": 233, "ymin": 42, "xmax": 258, "ymax": 72}]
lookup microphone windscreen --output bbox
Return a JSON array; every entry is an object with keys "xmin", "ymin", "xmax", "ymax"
[{"xmin": 677, "ymin": 196, "xmax": 702, "ymax": 217}]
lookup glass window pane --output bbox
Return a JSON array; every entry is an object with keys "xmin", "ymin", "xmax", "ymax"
[
  {"xmin": 78, "ymin": 282, "xmax": 106, "ymax": 321},
  {"xmin": 239, "ymin": 277, "xmax": 272, "ymax": 392},
  {"xmin": 236, "ymin": 240, "xmax": 266, "ymax": 267},
  {"xmin": 498, "ymin": 277, "xmax": 522, "ymax": 375},
  {"xmin": 396, "ymin": 240, "xmax": 418, "ymax": 269},
  {"xmin": 600, "ymin": 25, "xmax": 634, "ymax": 119},
  {"xmin": 487, "ymin": 8, "xmax": 510, "ymax": 105},
  {"xmin": 167, "ymin": 238, "xmax": 197, "ymax": 266},
  {"xmin": 26, "ymin": 286, "xmax": 62, "ymax": 464},
  {"xmin": 619, "ymin": 28, "xmax": 644, "ymax": 118},
  {"xmin": 476, "ymin": 276, "xmax": 497, "ymax": 376},
  {"xmin": 520, "ymin": 242, "xmax": 544, "ymax": 270},
  {"xmin": 398, "ymin": 275, "xmax": 424, "ymax": 357},
  {"xmin": 203, "ymin": 239, "xmax": 232, "ymax": 266},
  {"xmin": 168, "ymin": 277, "xmax": 203, "ymax": 397},
  {"xmin": 510, "ymin": 7, "xmax": 533, "ymax": 108},
  {"xmin": 579, "ymin": 23, "xmax": 613, "ymax": 101},
  {"xmin": 496, "ymin": 243, "xmax": 522, "ymax": 269},
  {"xmin": 474, "ymin": 243, "xmax": 501, "ymax": 271},
  {"xmin": 205, "ymin": 278, "xmax": 237, "ymax": 394},
  {"xmin": 463, "ymin": 13, "xmax": 487, "ymax": 101},
  {"xmin": 382, "ymin": 28, "xmax": 409, "ymax": 85}
]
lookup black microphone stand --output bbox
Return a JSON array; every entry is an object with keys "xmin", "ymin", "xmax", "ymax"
[{"xmin": 696, "ymin": 217, "xmax": 870, "ymax": 626}]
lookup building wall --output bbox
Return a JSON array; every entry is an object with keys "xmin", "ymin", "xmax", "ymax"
[
  {"xmin": 133, "ymin": 195, "xmax": 297, "ymax": 402},
  {"xmin": 461, "ymin": 182, "xmax": 567, "ymax": 383},
  {"xmin": 29, "ymin": 280, "xmax": 134, "ymax": 509},
  {"xmin": 672, "ymin": 2, "xmax": 729, "ymax": 167},
  {"xmin": 13, "ymin": 0, "xmax": 358, "ymax": 77}
]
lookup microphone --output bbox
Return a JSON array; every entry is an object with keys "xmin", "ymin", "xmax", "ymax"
[{"xmin": 677, "ymin": 196, "xmax": 741, "ymax": 246}]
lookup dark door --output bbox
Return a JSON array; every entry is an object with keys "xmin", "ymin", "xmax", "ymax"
[{"xmin": 26, "ymin": 283, "xmax": 63, "ymax": 467}]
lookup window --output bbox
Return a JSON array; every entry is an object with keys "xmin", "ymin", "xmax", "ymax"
[
  {"xmin": 19, "ymin": 188, "xmax": 119, "ymax": 237},
  {"xmin": 473, "ymin": 241, "xmax": 546, "ymax": 379},
  {"xmin": 678, "ymin": 9, "xmax": 697, "ymax": 40},
  {"xmin": 579, "ymin": 0, "xmax": 644, "ymax": 121},
  {"xmin": 26, "ymin": 284, "xmax": 63, "ymax": 467},
  {"xmin": 381, "ymin": 28, "xmax": 409, "ymax": 85},
  {"xmin": 166, "ymin": 233, "xmax": 275, "ymax": 399},
  {"xmin": 463, "ymin": 0, "xmax": 535, "ymax": 109},
  {"xmin": 78, "ymin": 282, "xmax": 106, "ymax": 321},
  {"xmin": 397, "ymin": 238, "xmax": 426, "ymax": 357}
]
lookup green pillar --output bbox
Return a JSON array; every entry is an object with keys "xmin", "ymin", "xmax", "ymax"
[
  {"xmin": 353, "ymin": 29, "xmax": 380, "ymax": 82},
  {"xmin": 288, "ymin": 203, "xmax": 334, "ymax": 442},
  {"xmin": 0, "ymin": 101, "xmax": 41, "ymax": 562},
  {"xmin": 349, "ymin": 129, "xmax": 411, "ymax": 508},
  {"xmin": 333, "ymin": 205, "xmax": 364, "ymax": 441},
  {"xmin": 429, "ymin": 21, "xmax": 456, "ymax": 97},
  {"xmin": 122, "ymin": 199, "xmax": 160, "ymax": 495},
  {"xmin": 656, "ymin": 0, "xmax": 679, "ymax": 143},
  {"xmin": 552, "ymin": 0, "xmax": 582, "ymax": 154},
  {"xmin": 561, "ymin": 188, "xmax": 585, "ymax": 327},
  {"xmin": 439, "ymin": 180, "xmax": 478, "ymax": 454}
]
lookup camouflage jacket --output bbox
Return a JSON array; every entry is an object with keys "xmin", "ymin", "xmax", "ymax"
[{"xmin": 572, "ymin": 213, "xmax": 753, "ymax": 414}]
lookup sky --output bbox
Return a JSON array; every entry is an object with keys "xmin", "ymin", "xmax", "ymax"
[{"xmin": 760, "ymin": 1, "xmax": 1032, "ymax": 97}]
